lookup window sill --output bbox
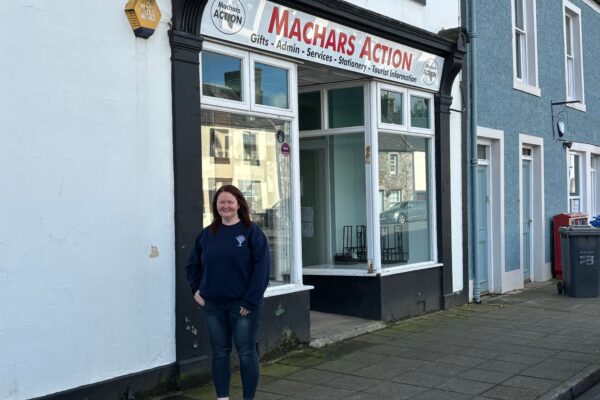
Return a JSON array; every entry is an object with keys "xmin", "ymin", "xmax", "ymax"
[
  {"xmin": 302, "ymin": 262, "xmax": 442, "ymax": 277},
  {"xmin": 567, "ymin": 102, "xmax": 586, "ymax": 112},
  {"xmin": 379, "ymin": 262, "xmax": 442, "ymax": 276},
  {"xmin": 265, "ymin": 284, "xmax": 313, "ymax": 298},
  {"xmin": 513, "ymin": 80, "xmax": 541, "ymax": 97}
]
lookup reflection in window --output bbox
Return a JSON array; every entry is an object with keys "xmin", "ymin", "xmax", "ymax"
[
  {"xmin": 201, "ymin": 110, "xmax": 292, "ymax": 284},
  {"xmin": 210, "ymin": 128, "xmax": 230, "ymax": 164},
  {"xmin": 255, "ymin": 63, "xmax": 289, "ymax": 108},
  {"xmin": 239, "ymin": 179, "xmax": 262, "ymax": 212},
  {"xmin": 202, "ymin": 51, "xmax": 242, "ymax": 101},
  {"xmin": 381, "ymin": 90, "xmax": 403, "ymax": 125},
  {"xmin": 389, "ymin": 153, "xmax": 398, "ymax": 175},
  {"xmin": 378, "ymin": 133, "xmax": 431, "ymax": 265},
  {"xmin": 243, "ymin": 132, "xmax": 259, "ymax": 165},
  {"xmin": 410, "ymin": 96, "xmax": 430, "ymax": 129}
]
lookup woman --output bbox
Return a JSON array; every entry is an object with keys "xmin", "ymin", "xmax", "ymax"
[{"xmin": 186, "ymin": 185, "xmax": 270, "ymax": 400}]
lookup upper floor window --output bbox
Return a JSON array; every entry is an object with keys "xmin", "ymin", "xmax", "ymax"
[
  {"xmin": 201, "ymin": 42, "xmax": 296, "ymax": 116},
  {"xmin": 564, "ymin": 3, "xmax": 585, "ymax": 108},
  {"xmin": 512, "ymin": 0, "xmax": 539, "ymax": 95}
]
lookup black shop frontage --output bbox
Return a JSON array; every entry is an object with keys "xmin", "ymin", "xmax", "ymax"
[{"xmin": 171, "ymin": 0, "xmax": 468, "ymax": 378}]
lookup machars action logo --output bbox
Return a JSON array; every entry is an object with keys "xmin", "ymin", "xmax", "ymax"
[{"xmin": 210, "ymin": 0, "xmax": 246, "ymax": 35}]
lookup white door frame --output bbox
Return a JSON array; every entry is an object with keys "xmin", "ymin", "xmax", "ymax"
[
  {"xmin": 476, "ymin": 143, "xmax": 492, "ymax": 292},
  {"xmin": 476, "ymin": 127, "xmax": 505, "ymax": 293},
  {"xmin": 519, "ymin": 134, "xmax": 547, "ymax": 282}
]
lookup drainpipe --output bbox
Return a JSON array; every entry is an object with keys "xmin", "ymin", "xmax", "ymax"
[{"xmin": 469, "ymin": 0, "xmax": 481, "ymax": 303}]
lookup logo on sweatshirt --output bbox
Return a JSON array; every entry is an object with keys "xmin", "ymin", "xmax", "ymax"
[{"xmin": 235, "ymin": 235, "xmax": 246, "ymax": 247}]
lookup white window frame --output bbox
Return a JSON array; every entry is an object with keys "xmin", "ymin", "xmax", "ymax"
[
  {"xmin": 566, "ymin": 143, "xmax": 600, "ymax": 217},
  {"xmin": 377, "ymin": 82, "xmax": 408, "ymax": 131},
  {"xmin": 511, "ymin": 0, "xmax": 541, "ymax": 96},
  {"xmin": 568, "ymin": 151, "xmax": 583, "ymax": 212},
  {"xmin": 200, "ymin": 42, "xmax": 251, "ymax": 111},
  {"xmin": 371, "ymin": 82, "xmax": 438, "ymax": 276},
  {"xmin": 408, "ymin": 90, "xmax": 435, "ymax": 135},
  {"xmin": 200, "ymin": 41, "xmax": 298, "ymax": 117},
  {"xmin": 563, "ymin": 1, "xmax": 586, "ymax": 112},
  {"xmin": 250, "ymin": 53, "xmax": 296, "ymax": 117}
]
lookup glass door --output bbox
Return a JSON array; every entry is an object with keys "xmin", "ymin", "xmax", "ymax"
[{"xmin": 299, "ymin": 84, "xmax": 369, "ymax": 271}]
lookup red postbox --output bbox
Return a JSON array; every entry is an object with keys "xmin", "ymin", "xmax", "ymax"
[{"xmin": 553, "ymin": 213, "xmax": 588, "ymax": 279}]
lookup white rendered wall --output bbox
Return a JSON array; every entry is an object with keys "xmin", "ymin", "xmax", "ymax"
[
  {"xmin": 0, "ymin": 2, "xmax": 175, "ymax": 399},
  {"xmin": 345, "ymin": 0, "xmax": 461, "ymax": 34}
]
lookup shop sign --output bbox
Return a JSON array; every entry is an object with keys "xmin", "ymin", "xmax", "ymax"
[{"xmin": 201, "ymin": 0, "xmax": 443, "ymax": 91}]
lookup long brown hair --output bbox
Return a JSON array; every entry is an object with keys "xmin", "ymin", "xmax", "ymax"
[{"xmin": 210, "ymin": 184, "xmax": 252, "ymax": 232}]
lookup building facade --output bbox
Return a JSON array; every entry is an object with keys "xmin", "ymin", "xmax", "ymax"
[
  {"xmin": 0, "ymin": 0, "xmax": 468, "ymax": 399},
  {"xmin": 472, "ymin": 0, "xmax": 600, "ymax": 294}
]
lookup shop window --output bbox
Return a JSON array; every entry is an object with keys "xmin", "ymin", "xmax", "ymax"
[
  {"xmin": 378, "ymin": 133, "xmax": 432, "ymax": 266},
  {"xmin": 201, "ymin": 51, "xmax": 243, "ymax": 102},
  {"xmin": 512, "ymin": 0, "xmax": 539, "ymax": 94},
  {"xmin": 254, "ymin": 62, "xmax": 289, "ymax": 109},
  {"xmin": 299, "ymin": 91, "xmax": 321, "ymax": 131},
  {"xmin": 201, "ymin": 110, "xmax": 293, "ymax": 284},
  {"xmin": 328, "ymin": 86, "xmax": 364, "ymax": 128},
  {"xmin": 381, "ymin": 89, "xmax": 404, "ymax": 126},
  {"xmin": 564, "ymin": 4, "xmax": 584, "ymax": 105},
  {"xmin": 410, "ymin": 95, "xmax": 431, "ymax": 129},
  {"xmin": 569, "ymin": 152, "xmax": 581, "ymax": 212}
]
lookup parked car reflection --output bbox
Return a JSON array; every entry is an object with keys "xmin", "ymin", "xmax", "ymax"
[{"xmin": 380, "ymin": 200, "xmax": 428, "ymax": 224}]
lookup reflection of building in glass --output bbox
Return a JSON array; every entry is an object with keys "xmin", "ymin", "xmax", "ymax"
[
  {"xmin": 202, "ymin": 125, "xmax": 280, "ymax": 226},
  {"xmin": 378, "ymin": 151, "xmax": 414, "ymax": 211}
]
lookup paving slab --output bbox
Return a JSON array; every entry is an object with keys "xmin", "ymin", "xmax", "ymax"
[{"xmin": 154, "ymin": 282, "xmax": 600, "ymax": 400}]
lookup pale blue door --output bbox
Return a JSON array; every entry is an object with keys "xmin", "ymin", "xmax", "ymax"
[
  {"xmin": 522, "ymin": 159, "xmax": 532, "ymax": 281},
  {"xmin": 476, "ymin": 165, "xmax": 490, "ymax": 292}
]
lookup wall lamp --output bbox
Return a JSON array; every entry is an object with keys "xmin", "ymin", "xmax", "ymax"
[
  {"xmin": 551, "ymin": 100, "xmax": 580, "ymax": 141},
  {"xmin": 563, "ymin": 141, "xmax": 573, "ymax": 149}
]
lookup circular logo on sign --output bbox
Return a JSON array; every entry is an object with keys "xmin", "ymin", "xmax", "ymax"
[
  {"xmin": 422, "ymin": 59, "xmax": 439, "ymax": 86},
  {"xmin": 210, "ymin": 0, "xmax": 246, "ymax": 35}
]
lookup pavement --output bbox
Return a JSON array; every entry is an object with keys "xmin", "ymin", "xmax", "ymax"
[{"xmin": 155, "ymin": 282, "xmax": 600, "ymax": 400}]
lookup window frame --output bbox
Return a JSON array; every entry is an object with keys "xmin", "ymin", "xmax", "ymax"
[
  {"xmin": 250, "ymin": 53, "xmax": 296, "ymax": 117},
  {"xmin": 568, "ymin": 151, "xmax": 582, "ymax": 212},
  {"xmin": 371, "ymin": 82, "xmax": 438, "ymax": 275},
  {"xmin": 511, "ymin": 0, "xmax": 541, "ymax": 96},
  {"xmin": 200, "ymin": 42, "xmax": 251, "ymax": 110},
  {"xmin": 408, "ymin": 91, "xmax": 434, "ymax": 134},
  {"xmin": 377, "ymin": 82, "xmax": 408, "ymax": 131},
  {"xmin": 563, "ymin": 1, "xmax": 586, "ymax": 111},
  {"xmin": 200, "ymin": 41, "xmax": 298, "ymax": 117}
]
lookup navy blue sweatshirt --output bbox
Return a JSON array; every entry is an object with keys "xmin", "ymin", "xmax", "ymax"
[{"xmin": 185, "ymin": 222, "xmax": 270, "ymax": 310}]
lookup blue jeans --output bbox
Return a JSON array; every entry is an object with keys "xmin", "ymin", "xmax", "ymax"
[{"xmin": 202, "ymin": 300, "xmax": 263, "ymax": 400}]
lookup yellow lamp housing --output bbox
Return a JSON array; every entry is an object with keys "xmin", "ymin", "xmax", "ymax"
[{"xmin": 125, "ymin": 0, "xmax": 161, "ymax": 38}]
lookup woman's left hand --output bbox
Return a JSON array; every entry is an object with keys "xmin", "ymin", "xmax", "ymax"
[{"xmin": 239, "ymin": 306, "xmax": 251, "ymax": 317}]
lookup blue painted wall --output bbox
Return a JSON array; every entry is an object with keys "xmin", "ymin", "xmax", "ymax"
[{"xmin": 476, "ymin": 0, "xmax": 600, "ymax": 270}]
